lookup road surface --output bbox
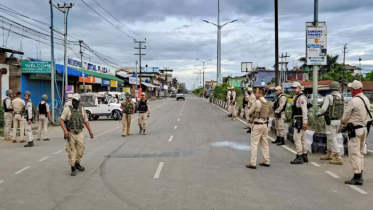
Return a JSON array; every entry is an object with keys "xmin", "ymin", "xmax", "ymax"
[{"xmin": 0, "ymin": 94, "xmax": 372, "ymax": 210}]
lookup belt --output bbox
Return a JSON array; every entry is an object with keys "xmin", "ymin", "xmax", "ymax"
[
  {"xmin": 254, "ymin": 122, "xmax": 267, "ymax": 125},
  {"xmin": 353, "ymin": 125, "xmax": 365, "ymax": 129},
  {"xmin": 330, "ymin": 118, "xmax": 339, "ymax": 120}
]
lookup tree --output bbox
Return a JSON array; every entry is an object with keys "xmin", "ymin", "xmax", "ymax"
[{"xmin": 319, "ymin": 55, "xmax": 339, "ymax": 77}]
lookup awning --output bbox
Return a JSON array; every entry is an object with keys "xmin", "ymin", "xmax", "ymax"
[
  {"xmin": 141, "ymin": 82, "xmax": 160, "ymax": 89},
  {"xmin": 70, "ymin": 66, "xmax": 123, "ymax": 82},
  {"xmin": 55, "ymin": 64, "xmax": 88, "ymax": 77}
]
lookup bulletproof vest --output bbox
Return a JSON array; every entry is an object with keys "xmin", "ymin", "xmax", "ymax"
[
  {"xmin": 328, "ymin": 95, "xmax": 344, "ymax": 120},
  {"xmin": 255, "ymin": 100, "xmax": 269, "ymax": 120},
  {"xmin": 3, "ymin": 98, "xmax": 13, "ymax": 112},
  {"xmin": 67, "ymin": 106, "xmax": 85, "ymax": 134},
  {"xmin": 38, "ymin": 102, "xmax": 47, "ymax": 116},
  {"xmin": 23, "ymin": 99, "xmax": 34, "ymax": 121},
  {"xmin": 292, "ymin": 93, "xmax": 304, "ymax": 116},
  {"xmin": 124, "ymin": 100, "xmax": 134, "ymax": 114},
  {"xmin": 230, "ymin": 95, "xmax": 233, "ymax": 101},
  {"xmin": 274, "ymin": 94, "xmax": 287, "ymax": 113},
  {"xmin": 138, "ymin": 99, "xmax": 148, "ymax": 113}
]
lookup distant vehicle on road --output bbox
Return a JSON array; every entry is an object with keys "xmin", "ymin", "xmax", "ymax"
[
  {"xmin": 265, "ymin": 92, "xmax": 276, "ymax": 102},
  {"xmin": 170, "ymin": 92, "xmax": 177, "ymax": 98},
  {"xmin": 176, "ymin": 92, "xmax": 185, "ymax": 100},
  {"xmin": 307, "ymin": 94, "xmax": 323, "ymax": 106},
  {"xmin": 205, "ymin": 89, "xmax": 214, "ymax": 98}
]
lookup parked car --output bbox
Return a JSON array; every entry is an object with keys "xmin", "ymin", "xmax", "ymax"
[
  {"xmin": 80, "ymin": 93, "xmax": 123, "ymax": 121},
  {"xmin": 176, "ymin": 92, "xmax": 185, "ymax": 100},
  {"xmin": 170, "ymin": 92, "xmax": 177, "ymax": 98},
  {"xmin": 344, "ymin": 93, "xmax": 352, "ymax": 103},
  {"xmin": 99, "ymin": 91, "xmax": 138, "ymax": 112},
  {"xmin": 205, "ymin": 89, "xmax": 214, "ymax": 98},
  {"xmin": 265, "ymin": 92, "xmax": 276, "ymax": 102},
  {"xmin": 306, "ymin": 94, "xmax": 324, "ymax": 106}
]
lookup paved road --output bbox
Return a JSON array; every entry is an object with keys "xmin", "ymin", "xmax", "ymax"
[{"xmin": 0, "ymin": 95, "xmax": 372, "ymax": 210}]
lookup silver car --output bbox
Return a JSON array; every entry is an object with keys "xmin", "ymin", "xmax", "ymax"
[
  {"xmin": 344, "ymin": 93, "xmax": 352, "ymax": 103},
  {"xmin": 307, "ymin": 94, "xmax": 324, "ymax": 106}
]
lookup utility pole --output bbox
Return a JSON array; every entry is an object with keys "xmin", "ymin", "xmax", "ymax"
[
  {"xmin": 134, "ymin": 39, "xmax": 146, "ymax": 91},
  {"xmin": 135, "ymin": 60, "xmax": 138, "ymax": 90},
  {"xmin": 274, "ymin": 0, "xmax": 279, "ymax": 86},
  {"xmin": 79, "ymin": 40, "xmax": 85, "ymax": 92},
  {"xmin": 283, "ymin": 52, "xmax": 290, "ymax": 83},
  {"xmin": 49, "ymin": 0, "xmax": 55, "ymax": 123},
  {"xmin": 312, "ymin": 0, "xmax": 319, "ymax": 106},
  {"xmin": 280, "ymin": 53, "xmax": 284, "ymax": 84},
  {"xmin": 359, "ymin": 56, "xmax": 362, "ymax": 81},
  {"xmin": 342, "ymin": 44, "xmax": 348, "ymax": 93}
]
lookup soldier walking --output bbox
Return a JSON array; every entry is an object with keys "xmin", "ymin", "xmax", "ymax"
[
  {"xmin": 246, "ymin": 88, "xmax": 270, "ymax": 169},
  {"xmin": 317, "ymin": 81, "xmax": 344, "ymax": 165},
  {"xmin": 138, "ymin": 93, "xmax": 150, "ymax": 135},
  {"xmin": 23, "ymin": 91, "xmax": 35, "ymax": 147},
  {"xmin": 290, "ymin": 82, "xmax": 309, "ymax": 164},
  {"xmin": 3, "ymin": 90, "xmax": 14, "ymax": 141},
  {"xmin": 60, "ymin": 94, "xmax": 94, "ymax": 176},
  {"xmin": 342, "ymin": 80, "xmax": 371, "ymax": 185},
  {"xmin": 11, "ymin": 92, "xmax": 25, "ymax": 143},
  {"xmin": 37, "ymin": 94, "xmax": 52, "ymax": 141},
  {"xmin": 273, "ymin": 86, "xmax": 287, "ymax": 145},
  {"xmin": 121, "ymin": 92, "xmax": 135, "ymax": 137}
]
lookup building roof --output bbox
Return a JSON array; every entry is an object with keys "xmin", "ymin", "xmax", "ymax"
[
  {"xmin": 300, "ymin": 80, "xmax": 334, "ymax": 88},
  {"xmin": 344, "ymin": 64, "xmax": 362, "ymax": 71}
]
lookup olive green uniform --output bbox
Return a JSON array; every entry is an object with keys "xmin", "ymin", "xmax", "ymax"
[{"xmin": 121, "ymin": 99, "xmax": 135, "ymax": 135}]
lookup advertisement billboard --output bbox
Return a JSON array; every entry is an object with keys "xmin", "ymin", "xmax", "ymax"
[
  {"xmin": 241, "ymin": 62, "xmax": 253, "ymax": 72},
  {"xmin": 21, "ymin": 61, "xmax": 51, "ymax": 74},
  {"xmin": 306, "ymin": 22, "xmax": 327, "ymax": 66},
  {"xmin": 102, "ymin": 79, "xmax": 110, "ymax": 86},
  {"xmin": 129, "ymin": 77, "xmax": 138, "ymax": 85}
]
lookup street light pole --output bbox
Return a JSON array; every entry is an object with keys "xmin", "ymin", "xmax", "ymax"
[
  {"xmin": 312, "ymin": 0, "xmax": 319, "ymax": 106},
  {"xmin": 196, "ymin": 59, "xmax": 212, "ymax": 90}
]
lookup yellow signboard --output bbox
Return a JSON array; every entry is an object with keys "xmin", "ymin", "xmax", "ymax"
[
  {"xmin": 123, "ymin": 87, "xmax": 130, "ymax": 93},
  {"xmin": 110, "ymin": 80, "xmax": 117, "ymax": 87}
]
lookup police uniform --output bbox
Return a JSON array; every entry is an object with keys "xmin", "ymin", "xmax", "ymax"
[
  {"xmin": 37, "ymin": 100, "xmax": 50, "ymax": 140},
  {"xmin": 245, "ymin": 90, "xmax": 256, "ymax": 132},
  {"xmin": 12, "ymin": 96, "xmax": 25, "ymax": 143},
  {"xmin": 226, "ymin": 89, "xmax": 232, "ymax": 112},
  {"xmin": 246, "ymin": 96, "xmax": 270, "ymax": 168},
  {"xmin": 342, "ymin": 80, "xmax": 371, "ymax": 185},
  {"xmin": 3, "ymin": 91, "xmax": 13, "ymax": 141},
  {"xmin": 230, "ymin": 89, "xmax": 237, "ymax": 121},
  {"xmin": 273, "ymin": 86, "xmax": 287, "ymax": 145},
  {"xmin": 138, "ymin": 94, "xmax": 150, "ymax": 135},
  {"xmin": 121, "ymin": 97, "xmax": 135, "ymax": 136},
  {"xmin": 24, "ymin": 98, "xmax": 34, "ymax": 144},
  {"xmin": 60, "ymin": 97, "xmax": 89, "ymax": 173},
  {"xmin": 291, "ymin": 82, "xmax": 308, "ymax": 164},
  {"xmin": 318, "ymin": 82, "xmax": 344, "ymax": 165}
]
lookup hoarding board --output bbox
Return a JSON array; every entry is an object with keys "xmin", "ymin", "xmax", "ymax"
[{"xmin": 306, "ymin": 22, "xmax": 327, "ymax": 66}]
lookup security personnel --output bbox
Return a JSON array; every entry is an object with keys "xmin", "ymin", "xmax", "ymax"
[
  {"xmin": 273, "ymin": 86, "xmax": 287, "ymax": 145},
  {"xmin": 226, "ymin": 87, "xmax": 232, "ymax": 116},
  {"xmin": 243, "ymin": 87, "xmax": 249, "ymax": 118},
  {"xmin": 24, "ymin": 91, "xmax": 35, "ymax": 147},
  {"xmin": 37, "ymin": 94, "xmax": 52, "ymax": 141},
  {"xmin": 230, "ymin": 87, "xmax": 237, "ymax": 121},
  {"xmin": 246, "ymin": 88, "xmax": 270, "ymax": 169},
  {"xmin": 60, "ymin": 93, "xmax": 94, "ymax": 176},
  {"xmin": 317, "ymin": 81, "xmax": 344, "ymax": 165},
  {"xmin": 3, "ymin": 90, "xmax": 13, "ymax": 141},
  {"xmin": 290, "ymin": 82, "xmax": 308, "ymax": 164},
  {"xmin": 64, "ymin": 94, "xmax": 73, "ymax": 108},
  {"xmin": 138, "ymin": 92, "xmax": 150, "ymax": 135},
  {"xmin": 244, "ymin": 87, "xmax": 256, "ymax": 133},
  {"xmin": 12, "ymin": 92, "xmax": 25, "ymax": 143},
  {"xmin": 121, "ymin": 92, "xmax": 135, "ymax": 137},
  {"xmin": 342, "ymin": 80, "xmax": 371, "ymax": 185}
]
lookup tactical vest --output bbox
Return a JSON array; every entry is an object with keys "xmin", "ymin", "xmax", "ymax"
[
  {"xmin": 38, "ymin": 102, "xmax": 47, "ymax": 116},
  {"xmin": 123, "ymin": 100, "xmax": 134, "ymax": 114},
  {"xmin": 328, "ymin": 95, "xmax": 344, "ymax": 120},
  {"xmin": 23, "ymin": 99, "xmax": 34, "ymax": 121},
  {"xmin": 230, "ymin": 95, "xmax": 233, "ymax": 101},
  {"xmin": 3, "ymin": 98, "xmax": 13, "ymax": 112},
  {"xmin": 67, "ymin": 106, "xmax": 85, "ymax": 134},
  {"xmin": 138, "ymin": 99, "xmax": 148, "ymax": 113},
  {"xmin": 254, "ymin": 100, "xmax": 269, "ymax": 120},
  {"xmin": 274, "ymin": 94, "xmax": 287, "ymax": 113}
]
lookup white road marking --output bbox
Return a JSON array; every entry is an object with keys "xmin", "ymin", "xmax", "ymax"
[
  {"xmin": 178, "ymin": 118, "xmax": 180, "ymax": 121},
  {"xmin": 268, "ymin": 136, "xmax": 275, "ymax": 142},
  {"xmin": 325, "ymin": 171, "xmax": 340, "ymax": 179},
  {"xmin": 282, "ymin": 145, "xmax": 297, "ymax": 154},
  {"xmin": 168, "ymin": 136, "xmax": 174, "ymax": 142},
  {"xmin": 53, "ymin": 150, "xmax": 63, "ymax": 155},
  {"xmin": 154, "ymin": 162, "xmax": 164, "ymax": 179},
  {"xmin": 38, "ymin": 156, "xmax": 49, "ymax": 162},
  {"xmin": 368, "ymin": 149, "xmax": 373, "ymax": 153},
  {"xmin": 174, "ymin": 126, "xmax": 177, "ymax": 129},
  {"xmin": 0, "ymin": 180, "xmax": 4, "ymax": 184},
  {"xmin": 348, "ymin": 185, "xmax": 368, "ymax": 195},
  {"xmin": 310, "ymin": 162, "xmax": 320, "ymax": 167},
  {"xmin": 14, "ymin": 166, "xmax": 30, "ymax": 175},
  {"xmin": 180, "ymin": 113, "xmax": 182, "ymax": 116}
]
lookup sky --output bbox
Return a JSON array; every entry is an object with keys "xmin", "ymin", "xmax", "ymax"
[{"xmin": 1, "ymin": 0, "xmax": 373, "ymax": 90}]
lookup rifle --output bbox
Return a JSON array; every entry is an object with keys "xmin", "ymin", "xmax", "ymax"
[
  {"xmin": 64, "ymin": 121, "xmax": 73, "ymax": 151},
  {"xmin": 316, "ymin": 113, "xmax": 331, "ymax": 125}
]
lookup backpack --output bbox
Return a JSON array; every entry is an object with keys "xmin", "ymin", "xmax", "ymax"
[{"xmin": 329, "ymin": 95, "xmax": 344, "ymax": 119}]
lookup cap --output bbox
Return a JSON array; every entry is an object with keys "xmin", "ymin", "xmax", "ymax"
[
  {"xmin": 141, "ymin": 92, "xmax": 146, "ymax": 96},
  {"xmin": 275, "ymin": 86, "xmax": 282, "ymax": 91},
  {"xmin": 72, "ymin": 93, "xmax": 81, "ymax": 100},
  {"xmin": 291, "ymin": 82, "xmax": 301, "ymax": 88},
  {"xmin": 348, "ymin": 80, "xmax": 363, "ymax": 89},
  {"xmin": 248, "ymin": 87, "xmax": 253, "ymax": 91},
  {"xmin": 231, "ymin": 86, "xmax": 234, "ymax": 89},
  {"xmin": 67, "ymin": 94, "xmax": 73, "ymax": 99},
  {"xmin": 125, "ymin": 92, "xmax": 130, "ymax": 96}
]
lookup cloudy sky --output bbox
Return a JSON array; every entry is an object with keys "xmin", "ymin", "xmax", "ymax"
[{"xmin": 1, "ymin": 0, "xmax": 373, "ymax": 89}]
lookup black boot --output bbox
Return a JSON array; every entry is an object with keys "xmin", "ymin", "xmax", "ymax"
[
  {"xmin": 24, "ymin": 141, "xmax": 34, "ymax": 147},
  {"xmin": 272, "ymin": 136, "xmax": 279, "ymax": 144},
  {"xmin": 71, "ymin": 166, "xmax": 77, "ymax": 176},
  {"xmin": 142, "ymin": 129, "xmax": 146, "ymax": 135},
  {"xmin": 246, "ymin": 129, "xmax": 251, "ymax": 133},
  {"xmin": 302, "ymin": 154, "xmax": 308, "ymax": 163},
  {"xmin": 227, "ymin": 114, "xmax": 232, "ymax": 117},
  {"xmin": 277, "ymin": 137, "xmax": 285, "ymax": 146},
  {"xmin": 345, "ymin": 174, "xmax": 363, "ymax": 185},
  {"xmin": 75, "ymin": 162, "xmax": 85, "ymax": 171},
  {"xmin": 291, "ymin": 155, "xmax": 303, "ymax": 164}
]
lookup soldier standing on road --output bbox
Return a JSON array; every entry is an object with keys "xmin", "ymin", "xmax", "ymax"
[
  {"xmin": 60, "ymin": 94, "xmax": 94, "ymax": 176},
  {"xmin": 273, "ymin": 86, "xmax": 287, "ymax": 146},
  {"xmin": 121, "ymin": 92, "xmax": 135, "ymax": 137},
  {"xmin": 244, "ymin": 88, "xmax": 256, "ymax": 133},
  {"xmin": 12, "ymin": 92, "xmax": 25, "ymax": 143},
  {"xmin": 226, "ymin": 87, "xmax": 232, "ymax": 117},
  {"xmin": 230, "ymin": 87, "xmax": 237, "ymax": 121},
  {"xmin": 37, "ymin": 95, "xmax": 52, "ymax": 141},
  {"xmin": 290, "ymin": 82, "xmax": 309, "ymax": 164},
  {"xmin": 342, "ymin": 80, "xmax": 371, "ymax": 185},
  {"xmin": 3, "ymin": 90, "xmax": 14, "ymax": 141},
  {"xmin": 138, "ymin": 93, "xmax": 150, "ymax": 135},
  {"xmin": 246, "ymin": 88, "xmax": 270, "ymax": 169},
  {"xmin": 24, "ymin": 91, "xmax": 35, "ymax": 147},
  {"xmin": 317, "ymin": 81, "xmax": 344, "ymax": 165}
]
